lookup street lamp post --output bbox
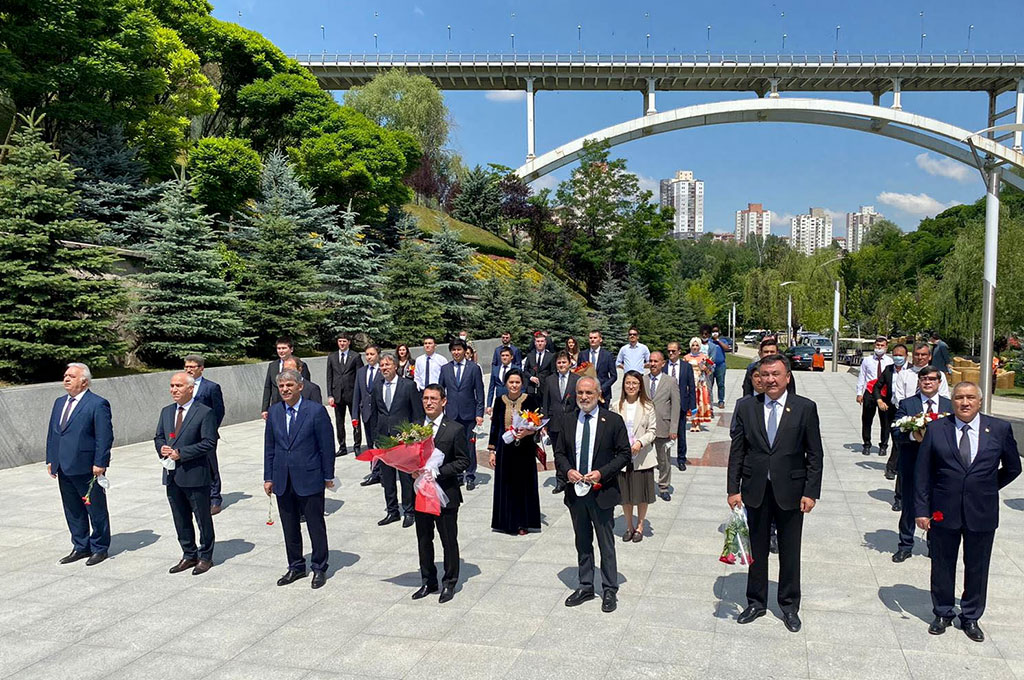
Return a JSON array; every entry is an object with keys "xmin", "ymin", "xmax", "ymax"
[
  {"xmin": 967, "ymin": 24, "xmax": 974, "ymax": 54},
  {"xmin": 706, "ymin": 25, "xmax": 712, "ymax": 56},
  {"xmin": 577, "ymin": 25, "xmax": 582, "ymax": 54},
  {"xmin": 511, "ymin": 33, "xmax": 515, "ymax": 52},
  {"xmin": 834, "ymin": 25, "xmax": 840, "ymax": 59},
  {"xmin": 780, "ymin": 281, "xmax": 799, "ymax": 347}
]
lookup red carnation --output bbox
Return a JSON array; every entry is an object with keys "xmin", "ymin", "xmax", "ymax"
[
  {"xmin": 351, "ymin": 419, "xmax": 359, "ymax": 428},
  {"xmin": 931, "ymin": 511, "xmax": 944, "ymax": 523},
  {"xmin": 82, "ymin": 496, "xmax": 91, "ymax": 506},
  {"xmin": 169, "ymin": 432, "xmax": 175, "ymax": 439},
  {"xmin": 926, "ymin": 412, "xmax": 939, "ymax": 421}
]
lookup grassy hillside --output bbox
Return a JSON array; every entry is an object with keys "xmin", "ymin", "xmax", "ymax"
[{"xmin": 404, "ymin": 203, "xmax": 517, "ymax": 257}]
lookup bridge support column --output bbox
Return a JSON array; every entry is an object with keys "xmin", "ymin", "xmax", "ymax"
[
  {"xmin": 1014, "ymin": 78, "xmax": 1023, "ymax": 152},
  {"xmin": 768, "ymin": 78, "xmax": 780, "ymax": 98},
  {"xmin": 872, "ymin": 91, "xmax": 881, "ymax": 106},
  {"xmin": 890, "ymin": 78, "xmax": 902, "ymax": 110},
  {"xmin": 644, "ymin": 78, "xmax": 657, "ymax": 115},
  {"xmin": 980, "ymin": 167, "xmax": 1001, "ymax": 413},
  {"xmin": 526, "ymin": 77, "xmax": 536, "ymax": 160}
]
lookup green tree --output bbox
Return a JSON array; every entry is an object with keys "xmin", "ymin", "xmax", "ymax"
[
  {"xmin": 477, "ymin": 259, "xmax": 538, "ymax": 341},
  {"xmin": 252, "ymin": 151, "xmax": 331, "ymax": 262},
  {"xmin": 132, "ymin": 175, "xmax": 248, "ymax": 364},
  {"xmin": 0, "ymin": 113, "xmax": 125, "ymax": 381},
  {"xmin": 593, "ymin": 275, "xmax": 630, "ymax": 347},
  {"xmin": 383, "ymin": 236, "xmax": 443, "ymax": 343},
  {"xmin": 343, "ymin": 68, "xmax": 449, "ymax": 156},
  {"xmin": 189, "ymin": 137, "xmax": 261, "ymax": 220},
  {"xmin": 235, "ymin": 73, "xmax": 336, "ymax": 153},
  {"xmin": 428, "ymin": 217, "xmax": 480, "ymax": 338},
  {"xmin": 533, "ymin": 277, "xmax": 589, "ymax": 344},
  {"xmin": 451, "ymin": 165, "xmax": 500, "ymax": 234}
]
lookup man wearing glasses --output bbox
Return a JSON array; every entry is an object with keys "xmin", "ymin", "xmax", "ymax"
[{"xmin": 616, "ymin": 328, "xmax": 650, "ymax": 375}]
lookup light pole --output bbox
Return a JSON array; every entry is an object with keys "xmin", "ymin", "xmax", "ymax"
[
  {"xmin": 782, "ymin": 33, "xmax": 787, "ymax": 51},
  {"xmin": 810, "ymin": 253, "xmax": 845, "ymax": 372},
  {"xmin": 780, "ymin": 281, "xmax": 799, "ymax": 347},
  {"xmin": 510, "ymin": 33, "xmax": 515, "ymax": 52},
  {"xmin": 834, "ymin": 25, "xmax": 840, "ymax": 60},
  {"xmin": 706, "ymin": 25, "xmax": 712, "ymax": 57},
  {"xmin": 921, "ymin": 33, "xmax": 926, "ymax": 52},
  {"xmin": 577, "ymin": 25, "xmax": 582, "ymax": 54},
  {"xmin": 967, "ymin": 24, "xmax": 974, "ymax": 54},
  {"xmin": 447, "ymin": 24, "xmax": 451, "ymax": 52},
  {"xmin": 373, "ymin": 33, "xmax": 378, "ymax": 51},
  {"xmin": 646, "ymin": 33, "xmax": 650, "ymax": 50}
]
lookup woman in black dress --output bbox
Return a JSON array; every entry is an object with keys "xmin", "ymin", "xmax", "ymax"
[{"xmin": 487, "ymin": 369, "xmax": 542, "ymax": 536}]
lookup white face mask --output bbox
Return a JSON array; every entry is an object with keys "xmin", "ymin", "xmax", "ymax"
[
  {"xmin": 712, "ymin": 332, "xmax": 719, "ymax": 338},
  {"xmin": 874, "ymin": 348, "xmax": 886, "ymax": 357}
]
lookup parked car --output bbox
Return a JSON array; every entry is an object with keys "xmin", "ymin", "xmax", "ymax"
[
  {"xmin": 744, "ymin": 329, "xmax": 768, "ymax": 345},
  {"xmin": 784, "ymin": 345, "xmax": 817, "ymax": 371},
  {"xmin": 806, "ymin": 336, "xmax": 834, "ymax": 360}
]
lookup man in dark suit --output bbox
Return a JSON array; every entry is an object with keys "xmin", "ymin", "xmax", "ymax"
[
  {"xmin": 155, "ymin": 372, "xmax": 218, "ymax": 575},
  {"xmin": 915, "ymin": 381, "xmax": 1021, "ymax": 642},
  {"xmin": 326, "ymin": 333, "xmax": 363, "ymax": 457},
  {"xmin": 46, "ymin": 363, "xmax": 113, "ymax": 566},
  {"xmin": 438, "ymin": 339, "xmax": 484, "ymax": 490},
  {"xmin": 184, "ymin": 354, "xmax": 226, "ymax": 515},
  {"xmin": 264, "ymin": 368, "xmax": 336, "ymax": 589},
  {"xmin": 584, "ymin": 330, "xmax": 617, "ymax": 404},
  {"xmin": 741, "ymin": 337, "xmax": 797, "ymax": 398},
  {"xmin": 555, "ymin": 376, "xmax": 631, "ymax": 613},
  {"xmin": 353, "ymin": 345, "xmax": 383, "ymax": 484},
  {"xmin": 523, "ymin": 332, "xmax": 555, "ymax": 396},
  {"xmin": 271, "ymin": 358, "xmax": 322, "ymax": 405},
  {"xmin": 486, "ymin": 347, "xmax": 516, "ymax": 414},
  {"xmin": 490, "ymin": 331, "xmax": 523, "ymax": 370},
  {"xmin": 411, "ymin": 384, "xmax": 471, "ymax": 603},
  {"xmin": 542, "ymin": 352, "xmax": 580, "ymax": 494},
  {"xmin": 261, "ymin": 336, "xmax": 311, "ymax": 419},
  {"xmin": 373, "ymin": 353, "xmax": 425, "ymax": 527},
  {"xmin": 891, "ymin": 365, "xmax": 952, "ymax": 561},
  {"xmin": 728, "ymin": 354, "xmax": 823, "ymax": 633},
  {"xmin": 930, "ymin": 331, "xmax": 952, "ymax": 376},
  {"xmin": 873, "ymin": 344, "xmax": 909, "ymax": 480},
  {"xmin": 666, "ymin": 341, "xmax": 698, "ymax": 470}
]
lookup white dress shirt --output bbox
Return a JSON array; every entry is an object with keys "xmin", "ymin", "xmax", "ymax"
[
  {"xmin": 894, "ymin": 367, "xmax": 951, "ymax": 404},
  {"xmin": 856, "ymin": 353, "xmax": 893, "ymax": 396},
  {"xmin": 574, "ymin": 406, "xmax": 600, "ymax": 472},
  {"xmin": 59, "ymin": 390, "xmax": 89, "ymax": 423},
  {"xmin": 382, "ymin": 377, "xmax": 399, "ymax": 409},
  {"xmin": 414, "ymin": 352, "xmax": 448, "ymax": 390},
  {"xmin": 955, "ymin": 413, "xmax": 981, "ymax": 465},
  {"xmin": 763, "ymin": 391, "xmax": 788, "ymax": 480},
  {"xmin": 425, "ymin": 413, "xmax": 443, "ymax": 436}
]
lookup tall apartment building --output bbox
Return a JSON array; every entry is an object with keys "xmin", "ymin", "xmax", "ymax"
[
  {"xmin": 734, "ymin": 203, "xmax": 772, "ymax": 243},
  {"xmin": 659, "ymin": 170, "xmax": 704, "ymax": 237},
  {"xmin": 789, "ymin": 207, "xmax": 833, "ymax": 256},
  {"xmin": 845, "ymin": 205, "xmax": 883, "ymax": 252}
]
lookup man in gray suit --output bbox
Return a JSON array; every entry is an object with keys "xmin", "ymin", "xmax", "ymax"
[{"xmin": 645, "ymin": 351, "xmax": 680, "ymax": 501}]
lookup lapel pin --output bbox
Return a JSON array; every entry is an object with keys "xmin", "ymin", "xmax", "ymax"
[
  {"xmin": 601, "ymin": 417, "xmax": 606, "ymax": 422},
  {"xmin": 985, "ymin": 428, "xmax": 990, "ymax": 433},
  {"xmin": 785, "ymin": 407, "xmax": 791, "ymax": 413}
]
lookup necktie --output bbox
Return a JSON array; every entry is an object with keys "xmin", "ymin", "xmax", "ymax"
[
  {"xmin": 536, "ymin": 352, "xmax": 542, "ymax": 368},
  {"xmin": 367, "ymin": 366, "xmax": 375, "ymax": 387},
  {"xmin": 766, "ymin": 400, "xmax": 779, "ymax": 447},
  {"xmin": 385, "ymin": 381, "xmax": 393, "ymax": 409},
  {"xmin": 174, "ymin": 405, "xmax": 184, "ymax": 435},
  {"xmin": 671, "ymin": 363, "xmax": 677, "ymax": 379},
  {"xmin": 650, "ymin": 376, "xmax": 658, "ymax": 397},
  {"xmin": 500, "ymin": 366, "xmax": 506, "ymax": 383},
  {"xmin": 925, "ymin": 399, "xmax": 934, "ymax": 414},
  {"xmin": 579, "ymin": 413, "xmax": 593, "ymax": 474},
  {"xmin": 286, "ymin": 406, "xmax": 296, "ymax": 434},
  {"xmin": 425, "ymin": 355, "xmax": 431, "ymax": 383},
  {"xmin": 591, "ymin": 350, "xmax": 596, "ymax": 365},
  {"xmin": 342, "ymin": 351, "xmax": 347, "ymax": 365},
  {"xmin": 456, "ymin": 362, "xmax": 463, "ymax": 386},
  {"xmin": 959, "ymin": 424, "xmax": 972, "ymax": 467},
  {"xmin": 59, "ymin": 396, "xmax": 75, "ymax": 429},
  {"xmin": 559, "ymin": 374, "xmax": 566, "ymax": 398}
]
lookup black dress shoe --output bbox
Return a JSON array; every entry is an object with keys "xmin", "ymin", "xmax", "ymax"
[
  {"xmin": 601, "ymin": 591, "xmax": 617, "ymax": 613},
  {"xmin": 552, "ymin": 483, "xmax": 565, "ymax": 494},
  {"xmin": 879, "ymin": 446, "xmax": 888, "ymax": 457},
  {"xmin": 360, "ymin": 476, "xmax": 381, "ymax": 487},
  {"xmin": 892, "ymin": 550, "xmax": 912, "ymax": 563},
  {"xmin": 769, "ymin": 535, "xmax": 779, "ymax": 554},
  {"xmin": 311, "ymin": 571, "xmax": 327, "ymax": 589},
  {"xmin": 378, "ymin": 514, "xmax": 400, "ymax": 526},
  {"xmin": 677, "ymin": 460, "xmax": 687, "ymax": 471},
  {"xmin": 928, "ymin": 615, "xmax": 954, "ymax": 635},
  {"xmin": 862, "ymin": 444, "xmax": 871, "ymax": 456},
  {"xmin": 412, "ymin": 584, "xmax": 439, "ymax": 600},
  {"xmin": 439, "ymin": 586, "xmax": 455, "ymax": 603},
  {"xmin": 659, "ymin": 491, "xmax": 671, "ymax": 502},
  {"xmin": 564, "ymin": 589, "xmax": 596, "ymax": 607},
  {"xmin": 962, "ymin": 620, "xmax": 984, "ymax": 642},
  {"xmin": 466, "ymin": 479, "xmax": 476, "ymax": 491},
  {"xmin": 86, "ymin": 552, "xmax": 108, "ymax": 566},
  {"xmin": 59, "ymin": 550, "xmax": 90, "ymax": 565},
  {"xmin": 782, "ymin": 611, "xmax": 801, "ymax": 632},
  {"xmin": 276, "ymin": 570, "xmax": 307, "ymax": 586},
  {"xmin": 169, "ymin": 558, "xmax": 199, "ymax": 574},
  {"xmin": 402, "ymin": 515, "xmax": 415, "ymax": 528},
  {"xmin": 891, "ymin": 499, "xmax": 902, "ymax": 512},
  {"xmin": 884, "ymin": 469, "xmax": 896, "ymax": 481},
  {"xmin": 737, "ymin": 605, "xmax": 767, "ymax": 624},
  {"xmin": 336, "ymin": 447, "xmax": 348, "ymax": 457}
]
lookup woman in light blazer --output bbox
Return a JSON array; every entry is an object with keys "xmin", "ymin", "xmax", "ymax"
[{"xmin": 611, "ymin": 369, "xmax": 658, "ymax": 542}]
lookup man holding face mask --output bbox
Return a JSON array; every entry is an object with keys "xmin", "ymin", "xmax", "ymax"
[{"xmin": 857, "ymin": 337, "xmax": 893, "ymax": 456}]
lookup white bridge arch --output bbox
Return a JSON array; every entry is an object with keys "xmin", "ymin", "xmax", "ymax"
[{"xmin": 515, "ymin": 98, "xmax": 1024, "ymax": 191}]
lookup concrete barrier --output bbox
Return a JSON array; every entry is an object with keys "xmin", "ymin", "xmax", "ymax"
[{"xmin": 0, "ymin": 338, "xmax": 505, "ymax": 470}]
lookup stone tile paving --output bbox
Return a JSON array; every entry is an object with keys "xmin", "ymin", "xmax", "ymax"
[{"xmin": 1, "ymin": 370, "xmax": 1022, "ymax": 679}]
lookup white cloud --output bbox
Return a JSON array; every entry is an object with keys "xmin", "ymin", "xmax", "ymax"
[
  {"xmin": 484, "ymin": 90, "xmax": 526, "ymax": 103},
  {"xmin": 413, "ymin": 6, "xmax": 425, "ymax": 16},
  {"xmin": 632, "ymin": 173, "xmax": 660, "ymax": 197},
  {"xmin": 915, "ymin": 153, "xmax": 972, "ymax": 182},
  {"xmin": 528, "ymin": 174, "xmax": 561, "ymax": 192},
  {"xmin": 770, "ymin": 212, "xmax": 796, "ymax": 232},
  {"xmin": 876, "ymin": 191, "xmax": 961, "ymax": 217}
]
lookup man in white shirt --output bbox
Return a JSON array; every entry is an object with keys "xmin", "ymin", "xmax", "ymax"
[
  {"xmin": 894, "ymin": 341, "xmax": 951, "ymax": 404},
  {"xmin": 856, "ymin": 336, "xmax": 893, "ymax": 456},
  {"xmin": 414, "ymin": 336, "xmax": 448, "ymax": 392},
  {"xmin": 616, "ymin": 327, "xmax": 650, "ymax": 374}
]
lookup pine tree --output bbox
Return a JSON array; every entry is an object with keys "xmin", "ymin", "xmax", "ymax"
[
  {"xmin": 384, "ymin": 235, "xmax": 444, "ymax": 344},
  {"xmin": 428, "ymin": 217, "xmax": 480, "ymax": 338},
  {"xmin": 533, "ymin": 277, "xmax": 588, "ymax": 344},
  {"xmin": 477, "ymin": 258, "xmax": 538, "ymax": 341},
  {"xmin": 451, "ymin": 165, "xmax": 500, "ymax": 234},
  {"xmin": 252, "ymin": 151, "xmax": 332, "ymax": 263},
  {"xmin": 132, "ymin": 176, "xmax": 249, "ymax": 365},
  {"xmin": 0, "ymin": 112, "xmax": 126, "ymax": 382},
  {"xmin": 320, "ymin": 202, "xmax": 391, "ymax": 343},
  {"xmin": 593, "ymin": 275, "xmax": 630, "ymax": 347},
  {"xmin": 660, "ymin": 281, "xmax": 701, "ymax": 346}
]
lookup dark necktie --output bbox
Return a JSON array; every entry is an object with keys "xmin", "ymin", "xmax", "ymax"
[
  {"xmin": 425, "ymin": 355, "xmax": 431, "ymax": 384},
  {"xmin": 367, "ymin": 366, "xmax": 375, "ymax": 388},
  {"xmin": 591, "ymin": 350, "xmax": 597, "ymax": 365},
  {"xmin": 59, "ymin": 396, "xmax": 75, "ymax": 429},
  {"xmin": 286, "ymin": 405, "xmax": 296, "ymax": 434},
  {"xmin": 174, "ymin": 405, "xmax": 184, "ymax": 436},
  {"xmin": 579, "ymin": 413, "xmax": 593, "ymax": 474},
  {"xmin": 925, "ymin": 399, "xmax": 934, "ymax": 414},
  {"xmin": 559, "ymin": 374, "xmax": 567, "ymax": 398},
  {"xmin": 670, "ymin": 363, "xmax": 677, "ymax": 379},
  {"xmin": 650, "ymin": 376, "xmax": 658, "ymax": 397},
  {"xmin": 536, "ymin": 352, "xmax": 542, "ymax": 368},
  {"xmin": 959, "ymin": 424, "xmax": 972, "ymax": 467},
  {"xmin": 766, "ymin": 400, "xmax": 779, "ymax": 446},
  {"xmin": 456, "ymin": 362, "xmax": 463, "ymax": 386},
  {"xmin": 341, "ymin": 351, "xmax": 347, "ymax": 365},
  {"xmin": 500, "ymin": 366, "xmax": 506, "ymax": 383}
]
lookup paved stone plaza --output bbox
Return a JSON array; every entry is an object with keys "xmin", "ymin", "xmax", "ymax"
[{"xmin": 2, "ymin": 370, "xmax": 1023, "ymax": 679}]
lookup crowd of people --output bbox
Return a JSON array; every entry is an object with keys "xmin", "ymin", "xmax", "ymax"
[{"xmin": 43, "ymin": 325, "xmax": 1020, "ymax": 637}]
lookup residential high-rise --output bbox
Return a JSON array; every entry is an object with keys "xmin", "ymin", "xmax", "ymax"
[
  {"xmin": 659, "ymin": 170, "xmax": 704, "ymax": 237},
  {"xmin": 845, "ymin": 206, "xmax": 883, "ymax": 252},
  {"xmin": 789, "ymin": 207, "xmax": 833, "ymax": 256},
  {"xmin": 734, "ymin": 203, "xmax": 772, "ymax": 243}
]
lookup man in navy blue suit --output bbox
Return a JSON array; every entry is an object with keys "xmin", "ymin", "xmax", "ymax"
[
  {"xmin": 184, "ymin": 354, "xmax": 225, "ymax": 514},
  {"xmin": 353, "ymin": 345, "xmax": 383, "ymax": 485},
  {"xmin": 891, "ymin": 365, "xmax": 951, "ymax": 562},
  {"xmin": 264, "ymin": 368, "xmax": 336, "ymax": 589},
  {"xmin": 486, "ymin": 347, "xmax": 515, "ymax": 415},
  {"xmin": 156, "ymin": 372, "xmax": 219, "ymax": 575},
  {"xmin": 46, "ymin": 363, "xmax": 113, "ymax": 566},
  {"xmin": 439, "ymin": 339, "xmax": 484, "ymax": 490},
  {"xmin": 584, "ymin": 330, "xmax": 617, "ymax": 405},
  {"xmin": 372, "ymin": 353, "xmax": 425, "ymax": 527},
  {"xmin": 915, "ymin": 381, "xmax": 1021, "ymax": 642},
  {"xmin": 666, "ymin": 341, "xmax": 697, "ymax": 470},
  {"xmin": 490, "ymin": 331, "xmax": 523, "ymax": 370}
]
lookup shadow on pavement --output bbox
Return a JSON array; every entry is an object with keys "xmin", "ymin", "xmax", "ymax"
[
  {"xmin": 219, "ymin": 491, "xmax": 252, "ymax": 509},
  {"xmin": 217, "ymin": 538, "xmax": 256, "ymax": 563},
  {"xmin": 325, "ymin": 549, "xmax": 360, "ymax": 577},
  {"xmin": 110, "ymin": 529, "xmax": 160, "ymax": 556},
  {"xmin": 878, "ymin": 583, "xmax": 933, "ymax": 623}
]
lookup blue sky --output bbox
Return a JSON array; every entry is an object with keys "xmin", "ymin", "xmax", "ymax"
[{"xmin": 213, "ymin": 0, "xmax": 1020, "ymax": 233}]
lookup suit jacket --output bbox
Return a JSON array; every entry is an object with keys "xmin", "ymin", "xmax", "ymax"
[
  {"xmin": 429, "ymin": 417, "xmax": 471, "ymax": 508},
  {"xmin": 154, "ymin": 402, "xmax": 217, "ymax": 487},
  {"xmin": 610, "ymin": 399, "xmax": 658, "ymax": 470},
  {"xmin": 490, "ymin": 344, "xmax": 523, "ymax": 370},
  {"xmin": 728, "ymin": 393, "xmax": 824, "ymax": 510},
  {"xmin": 741, "ymin": 362, "xmax": 797, "ymax": 398},
  {"xmin": 438, "ymin": 360, "xmax": 485, "ymax": 421},
  {"xmin": 645, "ymin": 372, "xmax": 680, "ymax": 438},
  {"xmin": 353, "ymin": 364, "xmax": 383, "ymax": 423},
  {"xmin": 914, "ymin": 414, "xmax": 1021, "ymax": 532},
  {"xmin": 872, "ymin": 364, "xmax": 907, "ymax": 407},
  {"xmin": 891, "ymin": 394, "xmax": 953, "ymax": 447},
  {"xmin": 326, "ymin": 349, "xmax": 363, "ymax": 402},
  {"xmin": 522, "ymin": 349, "xmax": 555, "ymax": 394},
  {"xmin": 582, "ymin": 347, "xmax": 617, "ymax": 399},
  {"xmin": 553, "ymin": 407, "xmax": 631, "ymax": 509},
  {"xmin": 193, "ymin": 377, "xmax": 225, "ymax": 429},
  {"xmin": 263, "ymin": 397, "xmax": 335, "ymax": 497},
  {"xmin": 541, "ymin": 371, "xmax": 580, "ymax": 433},
  {"xmin": 487, "ymin": 364, "xmax": 514, "ymax": 408},
  {"xmin": 46, "ymin": 390, "xmax": 114, "ymax": 476},
  {"xmin": 372, "ymin": 377, "xmax": 425, "ymax": 438},
  {"xmin": 261, "ymin": 358, "xmax": 312, "ymax": 412},
  {"xmin": 932, "ymin": 340, "xmax": 952, "ymax": 373},
  {"xmin": 270, "ymin": 380, "xmax": 323, "ymax": 407}
]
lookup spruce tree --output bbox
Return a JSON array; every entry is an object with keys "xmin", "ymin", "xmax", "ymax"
[
  {"xmin": 132, "ymin": 176, "xmax": 249, "ymax": 365},
  {"xmin": 593, "ymin": 275, "xmax": 630, "ymax": 347},
  {"xmin": 252, "ymin": 151, "xmax": 332, "ymax": 263},
  {"xmin": 428, "ymin": 217, "xmax": 480, "ymax": 338},
  {"xmin": 533, "ymin": 277, "xmax": 588, "ymax": 344},
  {"xmin": 0, "ymin": 112, "xmax": 125, "ymax": 382},
  {"xmin": 384, "ymin": 235, "xmax": 444, "ymax": 344},
  {"xmin": 451, "ymin": 165, "xmax": 500, "ymax": 234},
  {"xmin": 476, "ymin": 258, "xmax": 538, "ymax": 341}
]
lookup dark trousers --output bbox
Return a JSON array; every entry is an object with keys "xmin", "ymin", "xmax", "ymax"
[
  {"xmin": 276, "ymin": 479, "xmax": 328, "ymax": 573},
  {"xmin": 209, "ymin": 443, "xmax": 222, "ymax": 506},
  {"xmin": 333, "ymin": 396, "xmax": 360, "ymax": 450},
  {"xmin": 711, "ymin": 363, "xmax": 727, "ymax": 404},
  {"xmin": 568, "ymin": 494, "xmax": 618, "ymax": 594},
  {"xmin": 896, "ymin": 443, "xmax": 918, "ymax": 550},
  {"xmin": 166, "ymin": 476, "xmax": 215, "ymax": 561},
  {"xmin": 57, "ymin": 471, "xmax": 111, "ymax": 553},
  {"xmin": 456, "ymin": 418, "xmax": 477, "ymax": 481},
  {"xmin": 415, "ymin": 508, "xmax": 460, "ymax": 589},
  {"xmin": 676, "ymin": 413, "xmax": 688, "ymax": 463},
  {"xmin": 861, "ymin": 392, "xmax": 893, "ymax": 448},
  {"xmin": 382, "ymin": 465, "xmax": 414, "ymax": 516},
  {"xmin": 929, "ymin": 525, "xmax": 995, "ymax": 622},
  {"xmin": 885, "ymin": 424, "xmax": 900, "ymax": 475},
  {"xmin": 745, "ymin": 481, "xmax": 804, "ymax": 613}
]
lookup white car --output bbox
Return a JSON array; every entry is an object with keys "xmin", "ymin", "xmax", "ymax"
[
  {"xmin": 807, "ymin": 336, "xmax": 833, "ymax": 359},
  {"xmin": 743, "ymin": 329, "xmax": 767, "ymax": 344}
]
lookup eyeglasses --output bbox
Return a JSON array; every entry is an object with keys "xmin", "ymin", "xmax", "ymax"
[
  {"xmin": 667, "ymin": 349, "xmax": 679, "ymax": 353},
  {"xmin": 920, "ymin": 376, "xmax": 939, "ymax": 382},
  {"xmin": 628, "ymin": 333, "xmax": 638, "ymax": 337}
]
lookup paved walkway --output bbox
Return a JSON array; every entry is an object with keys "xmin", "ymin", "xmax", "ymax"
[{"xmin": 2, "ymin": 370, "xmax": 1023, "ymax": 679}]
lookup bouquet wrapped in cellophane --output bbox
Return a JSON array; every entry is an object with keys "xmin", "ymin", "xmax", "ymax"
[
  {"xmin": 720, "ymin": 506, "xmax": 754, "ymax": 566},
  {"xmin": 357, "ymin": 423, "xmax": 448, "ymax": 515}
]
